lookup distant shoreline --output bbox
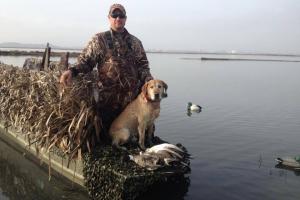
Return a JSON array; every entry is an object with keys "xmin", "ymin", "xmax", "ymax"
[
  {"xmin": 182, "ymin": 57, "xmax": 300, "ymax": 62},
  {"xmin": 1, "ymin": 49, "xmax": 300, "ymax": 58},
  {"xmin": 0, "ymin": 50, "xmax": 80, "ymax": 57}
]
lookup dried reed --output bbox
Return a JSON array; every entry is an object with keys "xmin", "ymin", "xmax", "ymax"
[{"xmin": 0, "ymin": 64, "xmax": 101, "ymax": 160}]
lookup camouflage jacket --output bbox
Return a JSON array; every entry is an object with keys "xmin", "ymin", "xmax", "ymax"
[
  {"xmin": 70, "ymin": 29, "xmax": 152, "ymax": 109},
  {"xmin": 71, "ymin": 28, "xmax": 152, "ymax": 84}
]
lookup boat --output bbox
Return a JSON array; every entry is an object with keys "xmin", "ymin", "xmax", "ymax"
[{"xmin": 0, "ymin": 121, "xmax": 190, "ymax": 199}]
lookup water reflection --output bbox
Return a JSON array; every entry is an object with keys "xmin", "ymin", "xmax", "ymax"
[
  {"xmin": 0, "ymin": 155, "xmax": 48, "ymax": 199},
  {"xmin": 0, "ymin": 140, "xmax": 88, "ymax": 200},
  {"xmin": 275, "ymin": 164, "xmax": 300, "ymax": 176},
  {"xmin": 186, "ymin": 109, "xmax": 202, "ymax": 117},
  {"xmin": 137, "ymin": 175, "xmax": 190, "ymax": 200}
]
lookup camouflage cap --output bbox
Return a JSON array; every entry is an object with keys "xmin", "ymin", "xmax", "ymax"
[{"xmin": 109, "ymin": 4, "xmax": 126, "ymax": 15}]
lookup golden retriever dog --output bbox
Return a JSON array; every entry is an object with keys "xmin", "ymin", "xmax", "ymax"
[{"xmin": 109, "ymin": 79, "xmax": 168, "ymax": 150}]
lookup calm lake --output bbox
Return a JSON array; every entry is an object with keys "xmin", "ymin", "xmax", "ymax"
[{"xmin": 1, "ymin": 52, "xmax": 300, "ymax": 199}]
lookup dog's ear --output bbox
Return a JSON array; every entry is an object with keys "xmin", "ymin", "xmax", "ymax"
[
  {"xmin": 141, "ymin": 82, "xmax": 149, "ymax": 101},
  {"xmin": 161, "ymin": 81, "xmax": 168, "ymax": 98}
]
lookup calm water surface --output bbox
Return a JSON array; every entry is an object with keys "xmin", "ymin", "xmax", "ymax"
[{"xmin": 0, "ymin": 53, "xmax": 300, "ymax": 199}]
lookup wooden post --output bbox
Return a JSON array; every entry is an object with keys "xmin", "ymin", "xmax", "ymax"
[
  {"xmin": 59, "ymin": 52, "xmax": 69, "ymax": 70},
  {"xmin": 41, "ymin": 43, "xmax": 51, "ymax": 71}
]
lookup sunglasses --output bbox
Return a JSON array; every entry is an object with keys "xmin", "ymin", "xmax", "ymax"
[{"xmin": 110, "ymin": 13, "xmax": 126, "ymax": 19}]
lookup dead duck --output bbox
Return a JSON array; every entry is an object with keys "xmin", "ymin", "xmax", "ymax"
[
  {"xmin": 129, "ymin": 153, "xmax": 161, "ymax": 170},
  {"xmin": 187, "ymin": 102, "xmax": 202, "ymax": 112},
  {"xmin": 129, "ymin": 143, "xmax": 190, "ymax": 170},
  {"xmin": 275, "ymin": 156, "xmax": 300, "ymax": 169}
]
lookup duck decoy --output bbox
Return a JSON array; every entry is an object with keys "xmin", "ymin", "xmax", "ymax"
[
  {"xmin": 275, "ymin": 156, "xmax": 300, "ymax": 170},
  {"xmin": 129, "ymin": 143, "xmax": 190, "ymax": 170},
  {"xmin": 187, "ymin": 102, "xmax": 202, "ymax": 112}
]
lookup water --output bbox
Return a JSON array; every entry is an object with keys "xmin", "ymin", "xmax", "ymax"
[
  {"xmin": 1, "ymin": 53, "xmax": 300, "ymax": 199},
  {"xmin": 0, "ymin": 139, "xmax": 88, "ymax": 200}
]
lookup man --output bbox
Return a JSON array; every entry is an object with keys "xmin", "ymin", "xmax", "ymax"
[{"xmin": 60, "ymin": 4, "xmax": 153, "ymax": 134}]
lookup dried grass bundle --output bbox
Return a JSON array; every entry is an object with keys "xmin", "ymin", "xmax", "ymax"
[{"xmin": 0, "ymin": 64, "xmax": 101, "ymax": 160}]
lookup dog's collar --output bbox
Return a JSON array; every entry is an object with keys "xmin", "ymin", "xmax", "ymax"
[
  {"xmin": 147, "ymin": 98, "xmax": 161, "ymax": 103},
  {"xmin": 142, "ymin": 94, "xmax": 161, "ymax": 103},
  {"xmin": 141, "ymin": 94, "xmax": 161, "ymax": 103}
]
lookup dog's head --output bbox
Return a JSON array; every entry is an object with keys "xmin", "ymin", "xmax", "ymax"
[{"xmin": 142, "ymin": 79, "xmax": 168, "ymax": 102}]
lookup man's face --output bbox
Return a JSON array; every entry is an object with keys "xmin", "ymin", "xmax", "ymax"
[{"xmin": 108, "ymin": 9, "xmax": 127, "ymax": 32}]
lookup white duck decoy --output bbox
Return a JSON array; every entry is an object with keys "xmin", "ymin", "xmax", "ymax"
[
  {"xmin": 187, "ymin": 102, "xmax": 202, "ymax": 112},
  {"xmin": 275, "ymin": 156, "xmax": 300, "ymax": 170},
  {"xmin": 129, "ymin": 143, "xmax": 190, "ymax": 171}
]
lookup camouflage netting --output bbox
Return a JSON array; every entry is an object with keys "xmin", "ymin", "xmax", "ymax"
[
  {"xmin": 0, "ymin": 63, "xmax": 101, "ymax": 159},
  {"xmin": 82, "ymin": 138, "xmax": 190, "ymax": 200}
]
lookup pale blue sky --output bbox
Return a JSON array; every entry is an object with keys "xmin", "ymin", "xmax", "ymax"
[{"xmin": 1, "ymin": 0, "xmax": 300, "ymax": 53}]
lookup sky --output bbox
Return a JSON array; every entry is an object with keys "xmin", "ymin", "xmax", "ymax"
[{"xmin": 1, "ymin": 0, "xmax": 300, "ymax": 54}]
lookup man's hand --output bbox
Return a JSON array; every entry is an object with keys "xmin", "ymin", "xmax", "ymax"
[{"xmin": 59, "ymin": 70, "xmax": 73, "ymax": 87}]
